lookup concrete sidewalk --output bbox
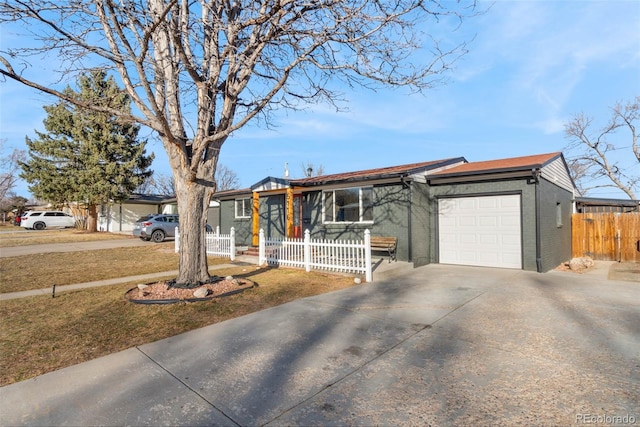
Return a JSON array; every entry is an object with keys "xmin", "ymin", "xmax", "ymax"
[
  {"xmin": 1, "ymin": 264, "xmax": 638, "ymax": 426},
  {"xmin": 0, "ymin": 237, "xmax": 150, "ymax": 258}
]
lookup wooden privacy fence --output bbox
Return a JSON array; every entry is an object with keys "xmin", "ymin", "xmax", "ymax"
[{"xmin": 572, "ymin": 213, "xmax": 640, "ymax": 262}]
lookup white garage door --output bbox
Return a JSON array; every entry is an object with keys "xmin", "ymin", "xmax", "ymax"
[{"xmin": 438, "ymin": 195, "xmax": 522, "ymax": 269}]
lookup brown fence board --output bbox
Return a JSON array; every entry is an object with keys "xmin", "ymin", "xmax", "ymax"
[{"xmin": 572, "ymin": 213, "xmax": 640, "ymax": 262}]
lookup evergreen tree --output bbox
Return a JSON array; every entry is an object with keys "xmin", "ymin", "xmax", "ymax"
[{"xmin": 21, "ymin": 70, "xmax": 154, "ymax": 231}]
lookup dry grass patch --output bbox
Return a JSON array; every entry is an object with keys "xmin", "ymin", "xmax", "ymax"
[
  {"xmin": 0, "ymin": 229, "xmax": 127, "ymax": 248},
  {"xmin": 0, "ymin": 243, "xmax": 230, "ymax": 293},
  {"xmin": 0, "ymin": 266, "xmax": 358, "ymax": 386}
]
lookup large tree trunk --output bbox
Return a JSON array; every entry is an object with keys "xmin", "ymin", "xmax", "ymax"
[
  {"xmin": 86, "ymin": 203, "xmax": 98, "ymax": 233},
  {"xmin": 173, "ymin": 170, "xmax": 215, "ymax": 287}
]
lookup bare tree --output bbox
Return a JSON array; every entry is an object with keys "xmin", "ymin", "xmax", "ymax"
[
  {"xmin": 139, "ymin": 173, "xmax": 177, "ymax": 196},
  {"xmin": 214, "ymin": 164, "xmax": 240, "ymax": 192},
  {"xmin": 0, "ymin": 140, "xmax": 26, "ymax": 201},
  {"xmin": 142, "ymin": 164, "xmax": 237, "ymax": 196},
  {"xmin": 564, "ymin": 96, "xmax": 639, "ymax": 199},
  {"xmin": 300, "ymin": 162, "xmax": 325, "ymax": 178},
  {"xmin": 0, "ymin": 0, "xmax": 477, "ymax": 286}
]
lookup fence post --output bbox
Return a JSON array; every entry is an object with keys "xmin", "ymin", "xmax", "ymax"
[
  {"xmin": 364, "ymin": 229, "xmax": 372, "ymax": 282},
  {"xmin": 258, "ymin": 229, "xmax": 266, "ymax": 266},
  {"xmin": 230, "ymin": 227, "xmax": 236, "ymax": 261},
  {"xmin": 304, "ymin": 229, "xmax": 311, "ymax": 272},
  {"xmin": 216, "ymin": 225, "xmax": 220, "ymax": 236},
  {"xmin": 175, "ymin": 227, "xmax": 180, "ymax": 253}
]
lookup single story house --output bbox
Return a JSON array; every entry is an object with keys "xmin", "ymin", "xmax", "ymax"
[
  {"xmin": 214, "ymin": 152, "xmax": 576, "ymax": 272},
  {"xmin": 97, "ymin": 194, "xmax": 221, "ymax": 233}
]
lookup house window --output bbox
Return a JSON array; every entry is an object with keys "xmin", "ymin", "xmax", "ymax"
[
  {"xmin": 556, "ymin": 202, "xmax": 563, "ymax": 227},
  {"xmin": 323, "ymin": 187, "xmax": 373, "ymax": 223},
  {"xmin": 235, "ymin": 198, "xmax": 251, "ymax": 218}
]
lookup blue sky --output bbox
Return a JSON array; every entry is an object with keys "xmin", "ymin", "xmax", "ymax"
[{"xmin": 1, "ymin": 0, "xmax": 639, "ymax": 199}]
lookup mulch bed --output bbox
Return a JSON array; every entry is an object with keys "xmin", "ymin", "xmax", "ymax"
[{"xmin": 125, "ymin": 276, "xmax": 256, "ymax": 304}]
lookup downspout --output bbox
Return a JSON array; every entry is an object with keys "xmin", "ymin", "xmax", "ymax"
[
  {"xmin": 532, "ymin": 168, "xmax": 542, "ymax": 272},
  {"xmin": 401, "ymin": 175, "xmax": 412, "ymax": 262}
]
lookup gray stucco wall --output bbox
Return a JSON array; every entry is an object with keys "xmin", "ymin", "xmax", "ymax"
[
  {"xmin": 219, "ymin": 199, "xmax": 252, "ymax": 246},
  {"xmin": 410, "ymin": 182, "xmax": 432, "ymax": 267},
  {"xmin": 537, "ymin": 178, "xmax": 573, "ymax": 272},
  {"xmin": 414, "ymin": 179, "xmax": 539, "ymax": 272},
  {"xmin": 296, "ymin": 183, "xmax": 411, "ymax": 261},
  {"xmin": 260, "ymin": 194, "xmax": 286, "ymax": 240}
]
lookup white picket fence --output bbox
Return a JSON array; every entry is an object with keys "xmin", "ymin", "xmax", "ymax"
[
  {"xmin": 259, "ymin": 229, "xmax": 372, "ymax": 282},
  {"xmin": 175, "ymin": 226, "xmax": 236, "ymax": 261},
  {"xmin": 175, "ymin": 226, "xmax": 373, "ymax": 282}
]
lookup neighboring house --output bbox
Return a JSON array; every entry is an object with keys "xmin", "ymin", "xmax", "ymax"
[
  {"xmin": 98, "ymin": 194, "xmax": 221, "ymax": 233},
  {"xmin": 215, "ymin": 152, "xmax": 576, "ymax": 273},
  {"xmin": 98, "ymin": 194, "xmax": 177, "ymax": 232},
  {"xmin": 575, "ymin": 197, "xmax": 639, "ymax": 213}
]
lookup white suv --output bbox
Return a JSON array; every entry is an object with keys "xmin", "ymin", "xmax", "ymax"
[{"xmin": 21, "ymin": 211, "xmax": 77, "ymax": 230}]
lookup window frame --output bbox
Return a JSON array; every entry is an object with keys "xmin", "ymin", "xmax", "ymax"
[
  {"xmin": 556, "ymin": 202, "xmax": 563, "ymax": 228},
  {"xmin": 322, "ymin": 186, "xmax": 374, "ymax": 224},
  {"xmin": 235, "ymin": 198, "xmax": 252, "ymax": 219}
]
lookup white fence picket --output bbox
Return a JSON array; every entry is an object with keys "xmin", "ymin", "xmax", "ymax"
[
  {"xmin": 259, "ymin": 229, "xmax": 372, "ymax": 282},
  {"xmin": 175, "ymin": 226, "xmax": 235, "ymax": 261}
]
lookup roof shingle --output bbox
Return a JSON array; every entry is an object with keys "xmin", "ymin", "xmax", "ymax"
[
  {"xmin": 430, "ymin": 152, "xmax": 562, "ymax": 177},
  {"xmin": 290, "ymin": 158, "xmax": 465, "ymax": 186}
]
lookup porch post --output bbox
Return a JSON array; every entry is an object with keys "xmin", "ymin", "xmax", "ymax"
[
  {"xmin": 252, "ymin": 191, "xmax": 260, "ymax": 246},
  {"xmin": 286, "ymin": 187, "xmax": 294, "ymax": 238}
]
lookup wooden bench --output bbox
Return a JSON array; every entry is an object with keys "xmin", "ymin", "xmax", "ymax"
[{"xmin": 370, "ymin": 236, "xmax": 397, "ymax": 263}]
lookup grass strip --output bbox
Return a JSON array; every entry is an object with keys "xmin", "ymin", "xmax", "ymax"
[
  {"xmin": 0, "ymin": 228, "xmax": 126, "ymax": 247},
  {"xmin": 0, "ymin": 267, "xmax": 357, "ymax": 386},
  {"xmin": 0, "ymin": 244, "xmax": 230, "ymax": 293}
]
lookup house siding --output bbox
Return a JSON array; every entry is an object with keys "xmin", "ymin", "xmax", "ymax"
[
  {"xmin": 260, "ymin": 194, "xmax": 286, "ymax": 240},
  {"xmin": 370, "ymin": 184, "xmax": 410, "ymax": 261},
  {"xmin": 419, "ymin": 179, "xmax": 539, "ymax": 272},
  {"xmin": 410, "ymin": 181, "xmax": 432, "ymax": 267},
  {"xmin": 541, "ymin": 157, "xmax": 574, "ymax": 193},
  {"xmin": 296, "ymin": 183, "xmax": 411, "ymax": 261},
  {"xmin": 538, "ymin": 178, "xmax": 573, "ymax": 272},
  {"xmin": 219, "ymin": 198, "xmax": 252, "ymax": 245}
]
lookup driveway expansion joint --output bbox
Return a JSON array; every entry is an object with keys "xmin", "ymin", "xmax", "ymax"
[{"xmin": 135, "ymin": 346, "xmax": 242, "ymax": 427}]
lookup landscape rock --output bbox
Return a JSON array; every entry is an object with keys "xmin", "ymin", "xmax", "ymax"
[
  {"xmin": 354, "ymin": 277, "xmax": 362, "ymax": 284},
  {"xmin": 137, "ymin": 284, "xmax": 149, "ymax": 290},
  {"xmin": 569, "ymin": 256, "xmax": 595, "ymax": 272},
  {"xmin": 193, "ymin": 287, "xmax": 210, "ymax": 298}
]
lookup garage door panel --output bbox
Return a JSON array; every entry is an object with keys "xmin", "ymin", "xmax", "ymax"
[
  {"xmin": 478, "ymin": 198, "xmax": 498, "ymax": 209},
  {"xmin": 438, "ymin": 195, "xmax": 522, "ymax": 269},
  {"xmin": 479, "ymin": 216, "xmax": 497, "ymax": 227},
  {"xmin": 501, "ymin": 234, "xmax": 520, "ymax": 245},
  {"xmin": 479, "ymin": 234, "xmax": 498, "ymax": 245},
  {"xmin": 500, "ymin": 197, "xmax": 520, "ymax": 208},
  {"xmin": 460, "ymin": 234, "xmax": 477, "ymax": 244}
]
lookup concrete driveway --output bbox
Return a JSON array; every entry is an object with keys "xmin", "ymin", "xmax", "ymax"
[{"xmin": 1, "ymin": 264, "xmax": 638, "ymax": 426}]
